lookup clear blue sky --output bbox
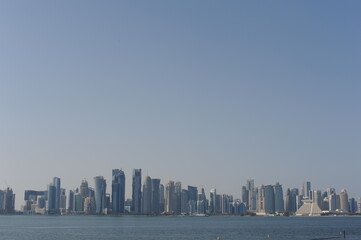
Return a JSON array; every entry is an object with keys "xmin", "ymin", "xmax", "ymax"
[{"xmin": 1, "ymin": 1, "xmax": 360, "ymax": 209}]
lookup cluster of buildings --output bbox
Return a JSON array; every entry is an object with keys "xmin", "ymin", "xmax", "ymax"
[
  {"xmin": 241, "ymin": 180, "xmax": 359, "ymax": 216},
  {"xmin": 16, "ymin": 170, "xmax": 361, "ymax": 216}
]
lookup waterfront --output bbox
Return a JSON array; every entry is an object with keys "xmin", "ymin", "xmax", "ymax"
[{"xmin": 0, "ymin": 215, "xmax": 361, "ymax": 240}]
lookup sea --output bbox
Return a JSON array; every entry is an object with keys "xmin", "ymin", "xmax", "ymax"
[{"xmin": 0, "ymin": 215, "xmax": 360, "ymax": 240}]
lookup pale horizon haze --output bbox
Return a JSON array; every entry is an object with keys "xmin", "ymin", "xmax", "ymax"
[{"xmin": 1, "ymin": 1, "xmax": 361, "ymax": 209}]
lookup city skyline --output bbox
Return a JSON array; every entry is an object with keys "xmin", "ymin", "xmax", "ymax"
[
  {"xmin": 1, "ymin": 1, "xmax": 361, "ymax": 212},
  {"xmin": 4, "ymin": 167, "xmax": 361, "ymax": 213}
]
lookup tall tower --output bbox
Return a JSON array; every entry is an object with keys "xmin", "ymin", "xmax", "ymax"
[
  {"xmin": 188, "ymin": 186, "xmax": 198, "ymax": 213},
  {"xmin": 3, "ymin": 188, "xmax": 15, "ymax": 214},
  {"xmin": 339, "ymin": 189, "xmax": 349, "ymax": 213},
  {"xmin": 112, "ymin": 169, "xmax": 126, "ymax": 214},
  {"xmin": 247, "ymin": 179, "xmax": 256, "ymax": 211},
  {"xmin": 274, "ymin": 183, "xmax": 284, "ymax": 213},
  {"xmin": 303, "ymin": 181, "xmax": 311, "ymax": 199},
  {"xmin": 67, "ymin": 190, "xmax": 74, "ymax": 213},
  {"xmin": 159, "ymin": 184, "xmax": 165, "ymax": 213},
  {"xmin": 47, "ymin": 184, "xmax": 56, "ymax": 214},
  {"xmin": 132, "ymin": 169, "xmax": 142, "ymax": 214},
  {"xmin": 53, "ymin": 177, "xmax": 61, "ymax": 213},
  {"xmin": 80, "ymin": 179, "xmax": 89, "ymax": 199},
  {"xmin": 142, "ymin": 176, "xmax": 152, "ymax": 214},
  {"xmin": 174, "ymin": 182, "xmax": 182, "ymax": 215},
  {"xmin": 165, "ymin": 180, "xmax": 175, "ymax": 214},
  {"xmin": 94, "ymin": 176, "xmax": 106, "ymax": 214},
  {"xmin": 264, "ymin": 185, "xmax": 275, "ymax": 214},
  {"xmin": 209, "ymin": 188, "xmax": 217, "ymax": 214},
  {"xmin": 151, "ymin": 178, "xmax": 160, "ymax": 214}
]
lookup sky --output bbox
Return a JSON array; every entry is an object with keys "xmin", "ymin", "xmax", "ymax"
[{"xmin": 1, "ymin": 1, "xmax": 361, "ymax": 210}]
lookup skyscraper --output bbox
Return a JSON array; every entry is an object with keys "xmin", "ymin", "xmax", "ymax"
[
  {"xmin": 339, "ymin": 189, "xmax": 349, "ymax": 213},
  {"xmin": 142, "ymin": 176, "xmax": 152, "ymax": 214},
  {"xmin": 246, "ymin": 179, "xmax": 257, "ymax": 211},
  {"xmin": 53, "ymin": 177, "xmax": 61, "ymax": 213},
  {"xmin": 197, "ymin": 187, "xmax": 207, "ymax": 214},
  {"xmin": 187, "ymin": 186, "xmax": 198, "ymax": 213},
  {"xmin": 241, "ymin": 186, "xmax": 248, "ymax": 208},
  {"xmin": 112, "ymin": 169, "xmax": 126, "ymax": 214},
  {"xmin": 94, "ymin": 176, "xmax": 106, "ymax": 214},
  {"xmin": 274, "ymin": 183, "xmax": 284, "ymax": 213},
  {"xmin": 181, "ymin": 189, "xmax": 189, "ymax": 214},
  {"xmin": 264, "ymin": 185, "xmax": 275, "ymax": 214},
  {"xmin": 67, "ymin": 190, "xmax": 74, "ymax": 213},
  {"xmin": 159, "ymin": 184, "xmax": 165, "ymax": 213},
  {"xmin": 132, "ymin": 169, "xmax": 142, "ymax": 214},
  {"xmin": 47, "ymin": 184, "xmax": 56, "ymax": 214},
  {"xmin": 209, "ymin": 188, "xmax": 217, "ymax": 214},
  {"xmin": 165, "ymin": 180, "xmax": 175, "ymax": 214},
  {"xmin": 303, "ymin": 181, "xmax": 311, "ymax": 199},
  {"xmin": 80, "ymin": 179, "xmax": 89, "ymax": 199},
  {"xmin": 151, "ymin": 178, "xmax": 160, "ymax": 214},
  {"xmin": 174, "ymin": 182, "xmax": 182, "ymax": 215},
  {"xmin": 312, "ymin": 190, "xmax": 322, "ymax": 208},
  {"xmin": 3, "ymin": 188, "xmax": 15, "ymax": 214},
  {"xmin": 329, "ymin": 192, "xmax": 337, "ymax": 212}
]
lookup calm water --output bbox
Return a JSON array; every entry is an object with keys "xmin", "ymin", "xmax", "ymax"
[{"xmin": 0, "ymin": 215, "xmax": 360, "ymax": 240}]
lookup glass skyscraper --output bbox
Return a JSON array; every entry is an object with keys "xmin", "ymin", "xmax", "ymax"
[
  {"xmin": 94, "ymin": 176, "xmax": 106, "ymax": 214},
  {"xmin": 132, "ymin": 169, "xmax": 142, "ymax": 214},
  {"xmin": 112, "ymin": 169, "xmax": 125, "ymax": 214},
  {"xmin": 47, "ymin": 184, "xmax": 56, "ymax": 214},
  {"xmin": 53, "ymin": 177, "xmax": 61, "ymax": 213}
]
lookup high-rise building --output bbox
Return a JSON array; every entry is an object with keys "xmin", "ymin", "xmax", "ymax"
[
  {"xmin": 209, "ymin": 188, "xmax": 217, "ymax": 214},
  {"xmin": 80, "ymin": 179, "xmax": 89, "ymax": 199},
  {"xmin": 264, "ymin": 185, "xmax": 275, "ymax": 214},
  {"xmin": 174, "ymin": 182, "xmax": 182, "ymax": 215},
  {"xmin": 112, "ymin": 169, "xmax": 126, "ymax": 214},
  {"xmin": 303, "ymin": 181, "xmax": 311, "ymax": 199},
  {"xmin": 329, "ymin": 192, "xmax": 337, "ymax": 212},
  {"xmin": 151, "ymin": 178, "xmax": 160, "ymax": 214},
  {"xmin": 142, "ymin": 176, "xmax": 152, "ymax": 214},
  {"xmin": 188, "ymin": 186, "xmax": 198, "ymax": 214},
  {"xmin": 53, "ymin": 177, "xmax": 61, "ymax": 213},
  {"xmin": 3, "ymin": 188, "xmax": 15, "ymax": 214},
  {"xmin": 221, "ymin": 194, "xmax": 232, "ymax": 214},
  {"xmin": 60, "ymin": 188, "xmax": 66, "ymax": 213},
  {"xmin": 257, "ymin": 185, "xmax": 265, "ymax": 213},
  {"xmin": 74, "ymin": 192, "xmax": 83, "ymax": 213},
  {"xmin": 67, "ymin": 190, "xmax": 74, "ymax": 213},
  {"xmin": 159, "ymin": 184, "xmax": 165, "ymax": 213},
  {"xmin": 197, "ymin": 188, "xmax": 207, "ymax": 214},
  {"xmin": 165, "ymin": 181, "xmax": 175, "ymax": 214},
  {"xmin": 241, "ymin": 186, "xmax": 248, "ymax": 207},
  {"xmin": 285, "ymin": 188, "xmax": 298, "ymax": 213},
  {"xmin": 274, "ymin": 183, "xmax": 284, "ymax": 213},
  {"xmin": 94, "ymin": 176, "xmax": 106, "ymax": 214},
  {"xmin": 312, "ymin": 190, "xmax": 322, "ymax": 208},
  {"xmin": 246, "ymin": 179, "xmax": 255, "ymax": 210},
  {"xmin": 339, "ymin": 189, "xmax": 349, "ymax": 213},
  {"xmin": 132, "ymin": 169, "xmax": 142, "ymax": 214},
  {"xmin": 181, "ymin": 189, "xmax": 189, "ymax": 214},
  {"xmin": 349, "ymin": 198, "xmax": 357, "ymax": 213},
  {"xmin": 249, "ymin": 188, "xmax": 258, "ymax": 211},
  {"xmin": 47, "ymin": 184, "xmax": 56, "ymax": 214}
]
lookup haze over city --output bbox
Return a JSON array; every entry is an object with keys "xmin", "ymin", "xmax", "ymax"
[{"xmin": 1, "ymin": 1, "xmax": 361, "ymax": 210}]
